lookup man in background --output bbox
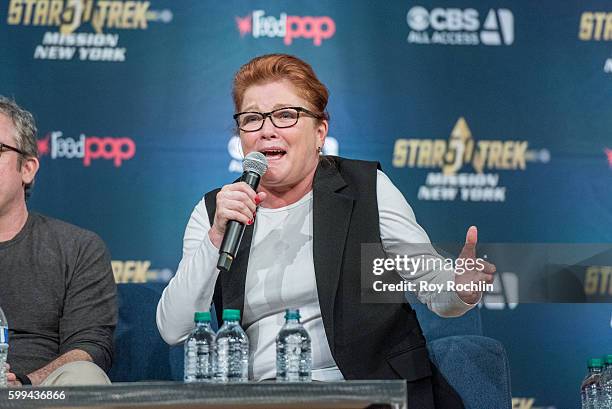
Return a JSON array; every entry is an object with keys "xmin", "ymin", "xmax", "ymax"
[{"xmin": 0, "ymin": 96, "xmax": 116, "ymax": 386}]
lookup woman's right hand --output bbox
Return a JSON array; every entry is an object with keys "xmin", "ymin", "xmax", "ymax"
[{"xmin": 208, "ymin": 182, "xmax": 266, "ymax": 249}]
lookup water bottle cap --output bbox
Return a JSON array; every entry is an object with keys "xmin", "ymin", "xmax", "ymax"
[
  {"xmin": 588, "ymin": 358, "xmax": 603, "ymax": 368},
  {"xmin": 194, "ymin": 312, "xmax": 211, "ymax": 322},
  {"xmin": 285, "ymin": 309, "xmax": 300, "ymax": 320},
  {"xmin": 222, "ymin": 309, "xmax": 241, "ymax": 321}
]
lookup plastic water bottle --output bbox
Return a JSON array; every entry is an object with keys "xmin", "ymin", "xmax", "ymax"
[
  {"xmin": 214, "ymin": 309, "xmax": 248, "ymax": 383},
  {"xmin": 184, "ymin": 311, "xmax": 216, "ymax": 383},
  {"xmin": 0, "ymin": 307, "xmax": 8, "ymax": 388},
  {"xmin": 581, "ymin": 358, "xmax": 603, "ymax": 409},
  {"xmin": 276, "ymin": 309, "xmax": 311, "ymax": 382},
  {"xmin": 601, "ymin": 354, "xmax": 612, "ymax": 409}
]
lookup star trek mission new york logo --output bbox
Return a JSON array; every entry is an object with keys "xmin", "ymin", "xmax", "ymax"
[
  {"xmin": 6, "ymin": 0, "xmax": 173, "ymax": 62},
  {"xmin": 392, "ymin": 118, "xmax": 550, "ymax": 202}
]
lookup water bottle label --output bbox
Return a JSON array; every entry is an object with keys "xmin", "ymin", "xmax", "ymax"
[{"xmin": 0, "ymin": 326, "xmax": 7, "ymax": 344}]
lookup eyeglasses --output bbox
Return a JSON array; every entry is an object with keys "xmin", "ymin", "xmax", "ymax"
[
  {"xmin": 233, "ymin": 106, "xmax": 323, "ymax": 132},
  {"xmin": 0, "ymin": 143, "xmax": 25, "ymax": 159}
]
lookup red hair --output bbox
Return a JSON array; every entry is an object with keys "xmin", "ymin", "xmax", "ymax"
[{"xmin": 232, "ymin": 54, "xmax": 329, "ymax": 121}]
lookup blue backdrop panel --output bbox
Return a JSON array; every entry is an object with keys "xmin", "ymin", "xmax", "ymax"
[{"xmin": 1, "ymin": 1, "xmax": 611, "ymax": 408}]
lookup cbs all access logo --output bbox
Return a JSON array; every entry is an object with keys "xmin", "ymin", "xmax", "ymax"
[
  {"xmin": 406, "ymin": 6, "xmax": 514, "ymax": 46},
  {"xmin": 227, "ymin": 136, "xmax": 339, "ymax": 173},
  {"xmin": 37, "ymin": 131, "xmax": 136, "ymax": 167}
]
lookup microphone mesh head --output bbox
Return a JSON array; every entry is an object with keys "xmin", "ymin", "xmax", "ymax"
[{"xmin": 243, "ymin": 151, "xmax": 268, "ymax": 176}]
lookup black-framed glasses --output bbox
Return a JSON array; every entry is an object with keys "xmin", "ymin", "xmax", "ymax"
[
  {"xmin": 0, "ymin": 143, "xmax": 25, "ymax": 158},
  {"xmin": 233, "ymin": 106, "xmax": 323, "ymax": 132}
]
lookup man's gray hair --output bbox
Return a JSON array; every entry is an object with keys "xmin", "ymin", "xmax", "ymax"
[{"xmin": 0, "ymin": 96, "xmax": 39, "ymax": 198}]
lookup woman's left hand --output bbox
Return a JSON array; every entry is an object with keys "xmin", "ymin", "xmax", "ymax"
[{"xmin": 454, "ymin": 226, "xmax": 496, "ymax": 304}]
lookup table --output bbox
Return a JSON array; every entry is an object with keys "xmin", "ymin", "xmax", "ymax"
[{"xmin": 0, "ymin": 380, "xmax": 407, "ymax": 409}]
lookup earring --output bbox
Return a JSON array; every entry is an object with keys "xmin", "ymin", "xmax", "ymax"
[{"xmin": 317, "ymin": 146, "xmax": 322, "ymax": 154}]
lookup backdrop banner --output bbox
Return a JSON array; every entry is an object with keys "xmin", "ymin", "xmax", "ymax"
[{"xmin": 2, "ymin": 1, "xmax": 611, "ymax": 407}]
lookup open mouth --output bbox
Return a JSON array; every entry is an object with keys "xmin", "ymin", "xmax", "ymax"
[{"xmin": 260, "ymin": 148, "xmax": 287, "ymax": 160}]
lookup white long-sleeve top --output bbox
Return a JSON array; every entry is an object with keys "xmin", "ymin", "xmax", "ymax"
[{"xmin": 156, "ymin": 170, "xmax": 474, "ymax": 380}]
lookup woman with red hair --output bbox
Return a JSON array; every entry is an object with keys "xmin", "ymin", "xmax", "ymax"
[{"xmin": 158, "ymin": 54, "xmax": 495, "ymax": 409}]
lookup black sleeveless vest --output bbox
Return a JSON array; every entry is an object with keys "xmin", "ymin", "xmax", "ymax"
[{"xmin": 204, "ymin": 156, "xmax": 448, "ymax": 408}]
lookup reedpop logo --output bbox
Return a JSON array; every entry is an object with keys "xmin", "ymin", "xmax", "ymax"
[
  {"xmin": 235, "ymin": 10, "xmax": 336, "ymax": 46},
  {"xmin": 407, "ymin": 6, "xmax": 514, "ymax": 46},
  {"xmin": 227, "ymin": 136, "xmax": 339, "ymax": 173},
  {"xmin": 38, "ymin": 131, "xmax": 136, "ymax": 167}
]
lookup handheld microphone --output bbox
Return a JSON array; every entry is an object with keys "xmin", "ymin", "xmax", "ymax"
[{"xmin": 217, "ymin": 151, "xmax": 268, "ymax": 272}]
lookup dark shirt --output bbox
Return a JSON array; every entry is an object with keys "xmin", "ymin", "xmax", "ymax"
[{"xmin": 0, "ymin": 213, "xmax": 117, "ymax": 375}]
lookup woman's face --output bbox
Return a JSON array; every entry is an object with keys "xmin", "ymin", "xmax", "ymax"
[{"xmin": 239, "ymin": 80, "xmax": 327, "ymax": 190}]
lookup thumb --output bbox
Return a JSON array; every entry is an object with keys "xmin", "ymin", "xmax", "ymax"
[
  {"xmin": 256, "ymin": 191, "xmax": 267, "ymax": 204},
  {"xmin": 461, "ymin": 225, "xmax": 478, "ymax": 258},
  {"xmin": 465, "ymin": 225, "xmax": 478, "ymax": 246}
]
